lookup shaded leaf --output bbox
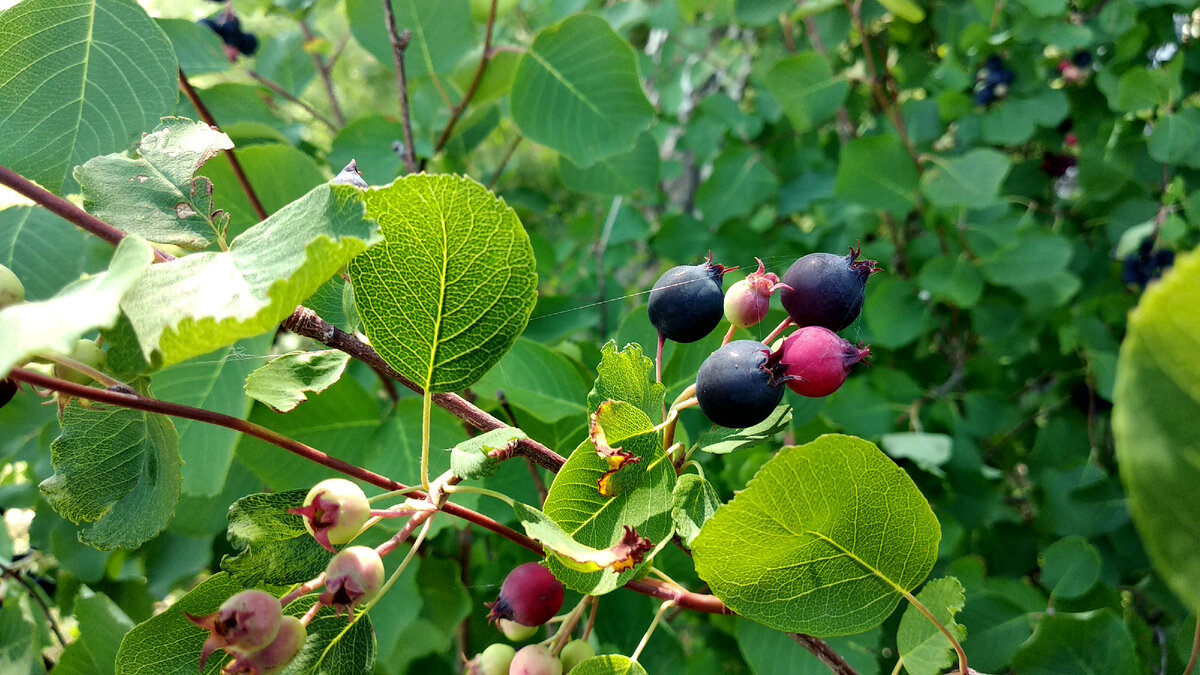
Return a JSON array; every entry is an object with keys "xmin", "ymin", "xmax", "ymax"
[
  {"xmin": 449, "ymin": 428, "xmax": 527, "ymax": 480},
  {"xmin": 244, "ymin": 350, "xmax": 352, "ymax": 413},
  {"xmin": 1011, "ymin": 610, "xmax": 1138, "ymax": 675},
  {"xmin": 220, "ymin": 490, "xmax": 333, "ymax": 587},
  {"xmin": 560, "ymin": 133, "xmax": 660, "ymax": 196},
  {"xmin": 765, "ymin": 54, "xmax": 849, "ymax": 133},
  {"xmin": 880, "ymin": 432, "xmax": 953, "ymax": 476},
  {"xmin": 54, "ymin": 590, "xmax": 135, "ymax": 675},
  {"xmin": 696, "ymin": 405, "xmax": 791, "ymax": 455},
  {"xmin": 1041, "ymin": 536, "xmax": 1101, "ymax": 600},
  {"xmin": 896, "ymin": 577, "xmax": 966, "ymax": 675},
  {"xmin": 672, "ymin": 473, "xmax": 721, "ymax": 547},
  {"xmin": 921, "ymin": 149, "xmax": 1012, "ymax": 209},
  {"xmin": 834, "ymin": 136, "xmax": 918, "ymax": 215},
  {"xmin": 571, "ymin": 655, "xmax": 648, "ymax": 675}
]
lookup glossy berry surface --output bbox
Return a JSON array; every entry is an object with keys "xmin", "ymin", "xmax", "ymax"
[
  {"xmin": 695, "ymin": 340, "xmax": 788, "ymax": 429},
  {"xmin": 778, "ymin": 326, "xmax": 870, "ymax": 398},
  {"xmin": 559, "ymin": 639, "xmax": 595, "ymax": 672},
  {"xmin": 647, "ymin": 255, "xmax": 731, "ymax": 343},
  {"xmin": 0, "ymin": 263, "xmax": 25, "ymax": 309},
  {"xmin": 486, "ymin": 563, "xmax": 563, "ymax": 627},
  {"xmin": 466, "ymin": 643, "xmax": 515, "ymax": 675},
  {"xmin": 321, "ymin": 546, "xmax": 385, "ymax": 617},
  {"xmin": 291, "ymin": 478, "xmax": 370, "ymax": 552},
  {"xmin": 509, "ymin": 644, "xmax": 562, "ymax": 675},
  {"xmin": 778, "ymin": 246, "xmax": 878, "ymax": 332},
  {"xmin": 186, "ymin": 589, "xmax": 282, "ymax": 668},
  {"xmin": 723, "ymin": 258, "xmax": 788, "ymax": 329}
]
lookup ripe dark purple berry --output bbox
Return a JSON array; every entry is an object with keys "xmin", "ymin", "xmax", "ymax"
[
  {"xmin": 778, "ymin": 326, "xmax": 870, "ymax": 398},
  {"xmin": 486, "ymin": 563, "xmax": 564, "ymax": 627},
  {"xmin": 695, "ymin": 340, "xmax": 789, "ymax": 429},
  {"xmin": 778, "ymin": 245, "xmax": 879, "ymax": 332},
  {"xmin": 509, "ymin": 644, "xmax": 562, "ymax": 675},
  {"xmin": 186, "ymin": 589, "xmax": 283, "ymax": 668},
  {"xmin": 647, "ymin": 254, "xmax": 732, "ymax": 343}
]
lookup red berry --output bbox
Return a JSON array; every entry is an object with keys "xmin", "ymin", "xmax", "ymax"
[
  {"xmin": 779, "ymin": 245, "xmax": 879, "ymax": 331},
  {"xmin": 509, "ymin": 644, "xmax": 562, "ymax": 675},
  {"xmin": 486, "ymin": 563, "xmax": 564, "ymax": 627},
  {"xmin": 186, "ymin": 589, "xmax": 282, "ymax": 668},
  {"xmin": 320, "ymin": 546, "xmax": 385, "ymax": 617},
  {"xmin": 778, "ymin": 326, "xmax": 870, "ymax": 397}
]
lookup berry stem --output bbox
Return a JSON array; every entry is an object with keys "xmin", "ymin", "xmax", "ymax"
[
  {"xmin": 581, "ymin": 595, "xmax": 600, "ymax": 641},
  {"xmin": 442, "ymin": 484, "xmax": 516, "ymax": 507},
  {"xmin": 629, "ymin": 600, "xmax": 674, "ymax": 663},
  {"xmin": 36, "ymin": 352, "xmax": 125, "ymax": 390},
  {"xmin": 548, "ymin": 596, "xmax": 593, "ymax": 656},
  {"xmin": 761, "ymin": 317, "xmax": 794, "ymax": 346},
  {"xmin": 281, "ymin": 573, "xmax": 327, "ymax": 607},
  {"xmin": 722, "ymin": 324, "xmax": 737, "ymax": 345},
  {"xmin": 1184, "ymin": 615, "xmax": 1200, "ymax": 675},
  {"xmin": 421, "ymin": 390, "xmax": 433, "ymax": 491},
  {"xmin": 297, "ymin": 19, "xmax": 346, "ymax": 128}
]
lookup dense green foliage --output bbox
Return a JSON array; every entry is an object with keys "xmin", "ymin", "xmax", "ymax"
[{"xmin": 1, "ymin": 0, "xmax": 1198, "ymax": 673}]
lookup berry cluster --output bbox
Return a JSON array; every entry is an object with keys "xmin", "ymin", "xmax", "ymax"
[
  {"xmin": 186, "ymin": 589, "xmax": 305, "ymax": 673},
  {"xmin": 1056, "ymin": 51, "xmax": 1093, "ymax": 86},
  {"xmin": 465, "ymin": 563, "xmax": 582, "ymax": 674},
  {"xmin": 1121, "ymin": 239, "xmax": 1175, "ymax": 289},
  {"xmin": 199, "ymin": 12, "xmax": 258, "ymax": 58},
  {"xmin": 649, "ymin": 247, "xmax": 879, "ymax": 430},
  {"xmin": 974, "ymin": 55, "xmax": 1014, "ymax": 106}
]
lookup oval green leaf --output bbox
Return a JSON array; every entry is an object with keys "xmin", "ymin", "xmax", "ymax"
[
  {"xmin": 692, "ymin": 434, "xmax": 940, "ymax": 637},
  {"xmin": 348, "ymin": 174, "xmax": 537, "ymax": 393},
  {"xmin": 511, "ymin": 15, "xmax": 655, "ymax": 168}
]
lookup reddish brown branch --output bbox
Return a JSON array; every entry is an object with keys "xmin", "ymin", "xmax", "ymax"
[
  {"xmin": 433, "ymin": 0, "xmax": 499, "ymax": 153},
  {"xmin": 379, "ymin": 1, "xmax": 418, "ymax": 174},
  {"xmin": 298, "ymin": 20, "xmax": 346, "ymax": 128},
  {"xmin": 788, "ymin": 633, "xmax": 859, "ymax": 675},
  {"xmin": 178, "ymin": 69, "xmax": 269, "ymax": 221},
  {"xmin": 248, "ymin": 70, "xmax": 338, "ymax": 131}
]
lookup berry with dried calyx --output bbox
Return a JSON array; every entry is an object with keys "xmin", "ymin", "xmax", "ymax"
[
  {"xmin": 486, "ymin": 563, "xmax": 564, "ymax": 628},
  {"xmin": 290, "ymin": 478, "xmax": 370, "ymax": 552},
  {"xmin": 186, "ymin": 589, "xmax": 283, "ymax": 668},
  {"xmin": 723, "ymin": 258, "xmax": 790, "ymax": 329},
  {"xmin": 695, "ymin": 340, "xmax": 789, "ymax": 429},
  {"xmin": 223, "ymin": 615, "xmax": 306, "ymax": 674},
  {"xmin": 647, "ymin": 254, "xmax": 733, "ymax": 343},
  {"xmin": 465, "ymin": 643, "xmax": 516, "ymax": 675},
  {"xmin": 320, "ymin": 546, "xmax": 385, "ymax": 617},
  {"xmin": 778, "ymin": 245, "xmax": 879, "ymax": 332},
  {"xmin": 778, "ymin": 326, "xmax": 870, "ymax": 398}
]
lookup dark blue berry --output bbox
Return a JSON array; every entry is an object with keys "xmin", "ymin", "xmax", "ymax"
[
  {"xmin": 647, "ymin": 255, "xmax": 731, "ymax": 343},
  {"xmin": 236, "ymin": 31, "xmax": 258, "ymax": 55},
  {"xmin": 696, "ymin": 340, "xmax": 788, "ymax": 428},
  {"xmin": 1072, "ymin": 51, "xmax": 1092, "ymax": 68},
  {"xmin": 779, "ymin": 245, "xmax": 879, "ymax": 332},
  {"xmin": 1122, "ymin": 240, "xmax": 1174, "ymax": 288},
  {"xmin": 974, "ymin": 87, "xmax": 997, "ymax": 106}
]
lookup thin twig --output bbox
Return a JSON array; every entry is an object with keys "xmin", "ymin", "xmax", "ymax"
[
  {"xmin": 380, "ymin": 1, "xmax": 418, "ymax": 174},
  {"xmin": 1185, "ymin": 615, "xmax": 1200, "ymax": 675},
  {"xmin": 787, "ymin": 634, "xmax": 860, "ymax": 675},
  {"xmin": 488, "ymin": 135, "xmax": 522, "ymax": 188},
  {"xmin": 248, "ymin": 70, "xmax": 338, "ymax": 131},
  {"xmin": 0, "ymin": 166, "xmax": 172, "ymax": 263},
  {"xmin": 433, "ymin": 0, "xmax": 500, "ymax": 154},
  {"xmin": 805, "ymin": 17, "xmax": 856, "ymax": 144},
  {"xmin": 178, "ymin": 69, "xmax": 269, "ymax": 221},
  {"xmin": 1, "ymin": 562, "xmax": 68, "ymax": 647},
  {"xmin": 298, "ymin": 20, "xmax": 346, "ymax": 128},
  {"xmin": 842, "ymin": 0, "xmax": 919, "ymax": 168}
]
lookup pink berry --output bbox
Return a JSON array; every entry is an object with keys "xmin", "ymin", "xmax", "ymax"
[
  {"xmin": 778, "ymin": 326, "xmax": 870, "ymax": 397},
  {"xmin": 509, "ymin": 644, "xmax": 563, "ymax": 675},
  {"xmin": 290, "ymin": 478, "xmax": 371, "ymax": 552},
  {"xmin": 723, "ymin": 258, "xmax": 790, "ymax": 329},
  {"xmin": 320, "ymin": 546, "xmax": 385, "ymax": 617},
  {"xmin": 223, "ymin": 615, "xmax": 306, "ymax": 674},
  {"xmin": 486, "ymin": 563, "xmax": 563, "ymax": 627},
  {"xmin": 186, "ymin": 589, "xmax": 282, "ymax": 668}
]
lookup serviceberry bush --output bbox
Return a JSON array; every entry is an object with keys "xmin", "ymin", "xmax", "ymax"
[{"xmin": 0, "ymin": 0, "xmax": 1198, "ymax": 673}]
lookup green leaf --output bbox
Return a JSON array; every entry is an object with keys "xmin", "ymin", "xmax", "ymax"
[
  {"xmin": 157, "ymin": 19, "xmax": 228, "ymax": 77},
  {"xmin": 449, "ymin": 428, "xmax": 527, "ymax": 480},
  {"xmin": 348, "ymin": 174, "xmax": 537, "ymax": 393},
  {"xmin": 116, "ymin": 573, "xmax": 244, "ymax": 674},
  {"xmin": 75, "ymin": 117, "xmax": 233, "ymax": 250},
  {"xmin": 978, "ymin": 230, "xmax": 1073, "ymax": 288},
  {"xmin": 1041, "ymin": 536, "xmax": 1101, "ymax": 599},
  {"xmin": 542, "ymin": 403, "xmax": 676, "ymax": 594},
  {"xmin": 0, "ymin": 205, "xmax": 94, "ymax": 301},
  {"xmin": 281, "ymin": 596, "xmax": 376, "ymax": 675},
  {"xmin": 328, "ymin": 116, "xmax": 408, "ymax": 188},
  {"xmin": 571, "ymin": 655, "xmax": 648, "ymax": 675},
  {"xmin": 692, "ymin": 434, "xmax": 940, "ymax": 636},
  {"xmin": 220, "ymin": 489, "xmax": 333, "ymax": 587},
  {"xmin": 473, "ymin": 338, "xmax": 590, "ymax": 424},
  {"xmin": 834, "ymin": 136, "xmax": 918, "ymax": 216},
  {"xmin": 693, "ymin": 146, "xmax": 779, "ymax": 226},
  {"xmin": 736, "ymin": 619, "xmax": 882, "ymax": 675},
  {"xmin": 1147, "ymin": 109, "xmax": 1200, "ymax": 167},
  {"xmin": 346, "ymin": 0, "xmax": 475, "ymax": 80},
  {"xmin": 560, "ymin": 133, "xmax": 661, "ymax": 196},
  {"xmin": 921, "ymin": 149, "xmax": 1012, "ymax": 209},
  {"xmin": 255, "ymin": 31, "xmax": 317, "ymax": 98},
  {"xmin": 1113, "ymin": 247, "xmax": 1200, "ymax": 610},
  {"xmin": 0, "ymin": 236, "xmax": 153, "ymax": 378},
  {"xmin": 199, "ymin": 144, "xmax": 328, "ymax": 239},
  {"xmin": 151, "ymin": 335, "xmax": 274, "ymax": 496},
  {"xmin": 54, "ymin": 590, "xmax": 135, "ymax": 675},
  {"xmin": 917, "ymin": 255, "xmax": 982, "ymax": 308},
  {"xmin": 672, "ymin": 473, "xmax": 721, "ymax": 547},
  {"xmin": 244, "ymin": 350, "xmax": 352, "ymax": 413},
  {"xmin": 511, "ymin": 15, "xmax": 655, "ymax": 168},
  {"xmin": 896, "ymin": 577, "xmax": 966, "ymax": 675},
  {"xmin": 959, "ymin": 591, "xmax": 1032, "ymax": 673},
  {"xmin": 1011, "ymin": 610, "xmax": 1138, "ymax": 674},
  {"xmin": 875, "ymin": 0, "xmax": 925, "ymax": 22},
  {"xmin": 862, "ymin": 278, "xmax": 932, "ymax": 349},
  {"xmin": 120, "ymin": 183, "xmax": 377, "ymax": 369},
  {"xmin": 696, "ymin": 405, "xmax": 791, "ymax": 454},
  {"xmin": 514, "ymin": 503, "xmax": 654, "ymax": 573},
  {"xmin": 0, "ymin": 593, "xmax": 42, "ymax": 673},
  {"xmin": 765, "ymin": 53, "xmax": 850, "ymax": 133},
  {"xmin": 1114, "ymin": 67, "xmax": 1169, "ymax": 113},
  {"xmin": 41, "ymin": 379, "xmax": 181, "ymax": 550},
  {"xmin": 733, "ymin": 0, "xmax": 791, "ymax": 26},
  {"xmin": 588, "ymin": 341, "xmax": 665, "ymax": 422},
  {"xmin": 880, "ymin": 432, "xmax": 953, "ymax": 476},
  {"xmin": 0, "ymin": 0, "xmax": 178, "ymax": 194}
]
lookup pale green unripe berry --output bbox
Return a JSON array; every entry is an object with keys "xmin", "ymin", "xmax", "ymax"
[
  {"xmin": 0, "ymin": 264, "xmax": 24, "ymax": 310},
  {"xmin": 559, "ymin": 640, "xmax": 595, "ymax": 672},
  {"xmin": 53, "ymin": 339, "xmax": 105, "ymax": 385},
  {"xmin": 497, "ymin": 618, "xmax": 538, "ymax": 641},
  {"xmin": 467, "ymin": 642, "xmax": 516, "ymax": 675},
  {"xmin": 294, "ymin": 478, "xmax": 371, "ymax": 551}
]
